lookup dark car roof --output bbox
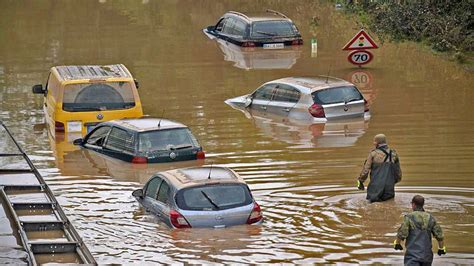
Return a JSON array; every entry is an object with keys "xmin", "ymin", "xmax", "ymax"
[
  {"xmin": 108, "ymin": 118, "xmax": 187, "ymax": 132},
  {"xmin": 54, "ymin": 64, "xmax": 132, "ymax": 81},
  {"xmin": 225, "ymin": 10, "xmax": 292, "ymax": 23},
  {"xmin": 160, "ymin": 166, "xmax": 246, "ymax": 190}
]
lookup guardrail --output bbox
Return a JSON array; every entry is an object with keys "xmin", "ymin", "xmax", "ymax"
[{"xmin": 0, "ymin": 121, "xmax": 96, "ymax": 265}]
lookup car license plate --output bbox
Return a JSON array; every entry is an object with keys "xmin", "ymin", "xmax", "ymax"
[
  {"xmin": 67, "ymin": 121, "xmax": 82, "ymax": 132},
  {"xmin": 263, "ymin": 43, "xmax": 284, "ymax": 49}
]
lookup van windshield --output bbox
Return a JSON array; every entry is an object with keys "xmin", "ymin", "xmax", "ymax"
[
  {"xmin": 312, "ymin": 86, "xmax": 363, "ymax": 105},
  {"xmin": 62, "ymin": 82, "xmax": 136, "ymax": 112},
  {"xmin": 176, "ymin": 184, "xmax": 252, "ymax": 210},
  {"xmin": 251, "ymin": 20, "xmax": 296, "ymax": 38},
  {"xmin": 138, "ymin": 128, "xmax": 200, "ymax": 153}
]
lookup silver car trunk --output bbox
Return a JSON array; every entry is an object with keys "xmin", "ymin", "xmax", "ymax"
[
  {"xmin": 322, "ymin": 100, "xmax": 365, "ymax": 119},
  {"xmin": 180, "ymin": 204, "xmax": 253, "ymax": 228}
]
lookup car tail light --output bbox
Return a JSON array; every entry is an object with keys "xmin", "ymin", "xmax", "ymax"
[
  {"xmin": 196, "ymin": 151, "xmax": 205, "ymax": 159},
  {"xmin": 308, "ymin": 103, "xmax": 325, "ymax": 118},
  {"xmin": 242, "ymin": 42, "xmax": 256, "ymax": 47},
  {"xmin": 364, "ymin": 99, "xmax": 370, "ymax": 112},
  {"xmin": 246, "ymin": 202, "xmax": 263, "ymax": 224},
  {"xmin": 170, "ymin": 210, "xmax": 191, "ymax": 228},
  {"xmin": 55, "ymin": 121, "xmax": 65, "ymax": 132},
  {"xmin": 291, "ymin": 39, "xmax": 303, "ymax": 45},
  {"xmin": 131, "ymin": 156, "xmax": 147, "ymax": 164}
]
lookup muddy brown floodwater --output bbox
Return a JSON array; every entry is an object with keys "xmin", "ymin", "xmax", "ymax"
[{"xmin": 0, "ymin": 0, "xmax": 473, "ymax": 264}]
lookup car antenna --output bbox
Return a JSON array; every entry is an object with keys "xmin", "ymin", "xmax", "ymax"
[
  {"xmin": 208, "ymin": 163, "xmax": 213, "ymax": 179},
  {"xmin": 325, "ymin": 64, "xmax": 332, "ymax": 84},
  {"xmin": 157, "ymin": 110, "xmax": 165, "ymax": 128}
]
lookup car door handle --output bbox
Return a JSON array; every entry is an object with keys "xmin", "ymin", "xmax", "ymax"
[
  {"xmin": 284, "ymin": 108, "xmax": 291, "ymax": 112},
  {"xmin": 261, "ymin": 106, "xmax": 267, "ymax": 110}
]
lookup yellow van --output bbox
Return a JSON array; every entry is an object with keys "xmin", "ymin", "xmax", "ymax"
[{"xmin": 32, "ymin": 64, "xmax": 143, "ymax": 135}]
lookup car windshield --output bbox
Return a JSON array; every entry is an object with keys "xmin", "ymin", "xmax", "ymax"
[
  {"xmin": 251, "ymin": 20, "xmax": 296, "ymax": 38},
  {"xmin": 62, "ymin": 82, "xmax": 136, "ymax": 112},
  {"xmin": 312, "ymin": 86, "xmax": 363, "ymax": 105},
  {"xmin": 176, "ymin": 184, "xmax": 252, "ymax": 211},
  {"xmin": 138, "ymin": 128, "xmax": 199, "ymax": 153}
]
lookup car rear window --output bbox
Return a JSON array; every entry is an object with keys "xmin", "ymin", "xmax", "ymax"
[
  {"xmin": 138, "ymin": 128, "xmax": 199, "ymax": 153},
  {"xmin": 62, "ymin": 82, "xmax": 136, "ymax": 112},
  {"xmin": 312, "ymin": 86, "xmax": 363, "ymax": 105},
  {"xmin": 251, "ymin": 20, "xmax": 296, "ymax": 38},
  {"xmin": 176, "ymin": 184, "xmax": 253, "ymax": 211}
]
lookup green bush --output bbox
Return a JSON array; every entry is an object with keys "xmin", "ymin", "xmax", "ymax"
[{"xmin": 346, "ymin": 1, "xmax": 473, "ymax": 58}]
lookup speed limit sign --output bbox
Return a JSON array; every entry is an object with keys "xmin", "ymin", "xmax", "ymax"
[{"xmin": 348, "ymin": 50, "xmax": 373, "ymax": 65}]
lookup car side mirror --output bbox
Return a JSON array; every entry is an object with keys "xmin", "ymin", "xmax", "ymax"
[
  {"xmin": 132, "ymin": 189, "xmax": 144, "ymax": 198},
  {"xmin": 134, "ymin": 79, "xmax": 139, "ymax": 89},
  {"xmin": 32, "ymin": 84, "xmax": 45, "ymax": 94},
  {"xmin": 73, "ymin": 138, "xmax": 83, "ymax": 146}
]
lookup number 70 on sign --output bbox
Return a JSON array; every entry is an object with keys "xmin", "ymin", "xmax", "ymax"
[{"xmin": 348, "ymin": 50, "xmax": 373, "ymax": 66}]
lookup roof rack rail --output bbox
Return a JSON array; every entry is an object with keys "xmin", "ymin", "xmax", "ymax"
[
  {"xmin": 266, "ymin": 9, "xmax": 288, "ymax": 19},
  {"xmin": 228, "ymin": 11, "xmax": 249, "ymax": 19}
]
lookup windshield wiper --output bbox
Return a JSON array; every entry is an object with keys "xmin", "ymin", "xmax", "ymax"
[
  {"xmin": 256, "ymin": 31, "xmax": 277, "ymax": 36},
  {"xmin": 201, "ymin": 191, "xmax": 220, "ymax": 210}
]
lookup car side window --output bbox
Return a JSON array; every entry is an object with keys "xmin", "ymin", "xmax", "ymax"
[
  {"xmin": 222, "ymin": 18, "xmax": 235, "ymax": 35},
  {"xmin": 252, "ymin": 84, "xmax": 276, "ymax": 100},
  {"xmin": 104, "ymin": 127, "xmax": 135, "ymax": 154},
  {"xmin": 156, "ymin": 181, "xmax": 170, "ymax": 204},
  {"xmin": 85, "ymin": 126, "xmax": 111, "ymax": 146},
  {"xmin": 272, "ymin": 84, "xmax": 301, "ymax": 103},
  {"xmin": 232, "ymin": 19, "xmax": 247, "ymax": 37},
  {"xmin": 215, "ymin": 18, "xmax": 226, "ymax": 32},
  {"xmin": 145, "ymin": 177, "xmax": 162, "ymax": 199}
]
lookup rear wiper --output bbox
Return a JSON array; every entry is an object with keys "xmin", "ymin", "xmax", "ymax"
[
  {"xmin": 201, "ymin": 191, "xmax": 220, "ymax": 210},
  {"xmin": 256, "ymin": 31, "xmax": 277, "ymax": 36},
  {"xmin": 345, "ymin": 98, "xmax": 362, "ymax": 103},
  {"xmin": 67, "ymin": 106, "xmax": 104, "ymax": 111},
  {"xmin": 170, "ymin": 144, "xmax": 193, "ymax": 150}
]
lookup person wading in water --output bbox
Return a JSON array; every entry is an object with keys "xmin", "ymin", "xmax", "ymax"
[
  {"xmin": 394, "ymin": 195, "xmax": 446, "ymax": 265},
  {"xmin": 356, "ymin": 134, "xmax": 402, "ymax": 202}
]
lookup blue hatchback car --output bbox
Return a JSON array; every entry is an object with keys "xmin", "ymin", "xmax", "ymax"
[{"xmin": 74, "ymin": 118, "xmax": 205, "ymax": 164}]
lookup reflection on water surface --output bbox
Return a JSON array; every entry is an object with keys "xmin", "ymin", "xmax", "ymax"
[{"xmin": 0, "ymin": 0, "xmax": 473, "ymax": 264}]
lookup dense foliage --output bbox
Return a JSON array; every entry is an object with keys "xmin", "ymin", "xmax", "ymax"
[{"xmin": 346, "ymin": 1, "xmax": 473, "ymax": 63}]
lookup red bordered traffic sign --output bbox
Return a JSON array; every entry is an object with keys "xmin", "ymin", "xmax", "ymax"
[
  {"xmin": 348, "ymin": 50, "xmax": 373, "ymax": 65},
  {"xmin": 342, "ymin": 29, "xmax": 378, "ymax": 50}
]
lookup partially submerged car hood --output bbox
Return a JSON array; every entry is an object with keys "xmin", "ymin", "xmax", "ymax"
[{"xmin": 224, "ymin": 95, "xmax": 251, "ymax": 109}]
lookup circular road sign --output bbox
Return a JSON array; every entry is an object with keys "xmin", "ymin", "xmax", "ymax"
[
  {"xmin": 348, "ymin": 50, "xmax": 373, "ymax": 66},
  {"xmin": 348, "ymin": 70, "xmax": 373, "ymax": 89}
]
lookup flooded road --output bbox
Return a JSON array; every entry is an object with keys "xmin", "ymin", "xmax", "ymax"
[{"xmin": 1, "ymin": 0, "xmax": 473, "ymax": 264}]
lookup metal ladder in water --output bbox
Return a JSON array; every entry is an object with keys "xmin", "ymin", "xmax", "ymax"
[{"xmin": 0, "ymin": 122, "xmax": 96, "ymax": 265}]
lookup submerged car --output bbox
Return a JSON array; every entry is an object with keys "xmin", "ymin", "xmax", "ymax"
[
  {"xmin": 225, "ymin": 76, "xmax": 370, "ymax": 122},
  {"xmin": 32, "ymin": 64, "xmax": 143, "ymax": 135},
  {"xmin": 204, "ymin": 10, "xmax": 303, "ymax": 48},
  {"xmin": 73, "ymin": 118, "xmax": 205, "ymax": 164},
  {"xmin": 132, "ymin": 166, "xmax": 263, "ymax": 228}
]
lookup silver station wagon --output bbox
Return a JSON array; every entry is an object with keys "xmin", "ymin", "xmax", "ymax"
[
  {"xmin": 225, "ymin": 76, "xmax": 370, "ymax": 122},
  {"xmin": 132, "ymin": 166, "xmax": 263, "ymax": 229}
]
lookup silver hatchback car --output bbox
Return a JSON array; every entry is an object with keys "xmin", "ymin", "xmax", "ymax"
[
  {"xmin": 132, "ymin": 166, "xmax": 263, "ymax": 228},
  {"xmin": 225, "ymin": 76, "xmax": 370, "ymax": 122}
]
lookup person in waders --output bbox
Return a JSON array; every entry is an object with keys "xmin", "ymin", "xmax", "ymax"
[
  {"xmin": 394, "ymin": 195, "xmax": 446, "ymax": 265},
  {"xmin": 356, "ymin": 134, "xmax": 402, "ymax": 202}
]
